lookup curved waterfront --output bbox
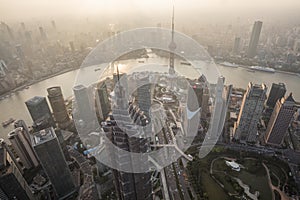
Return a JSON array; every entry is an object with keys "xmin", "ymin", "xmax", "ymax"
[{"xmin": 0, "ymin": 63, "xmax": 299, "ymax": 140}]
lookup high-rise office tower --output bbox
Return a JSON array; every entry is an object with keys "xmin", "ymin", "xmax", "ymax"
[
  {"xmin": 51, "ymin": 20, "xmax": 56, "ymax": 29},
  {"xmin": 103, "ymin": 74, "xmax": 152, "ymax": 200},
  {"xmin": 265, "ymin": 94, "xmax": 296, "ymax": 146},
  {"xmin": 201, "ymin": 88, "xmax": 210, "ymax": 119},
  {"xmin": 0, "ymin": 139, "xmax": 23, "ymax": 173},
  {"xmin": 0, "ymin": 143, "xmax": 6, "ymax": 170},
  {"xmin": 24, "ymin": 31, "xmax": 32, "ymax": 43},
  {"xmin": 233, "ymin": 83, "xmax": 267, "ymax": 143},
  {"xmin": 69, "ymin": 41, "xmax": 75, "ymax": 52},
  {"xmin": 39, "ymin": 27, "xmax": 47, "ymax": 40},
  {"xmin": 5, "ymin": 24, "xmax": 14, "ymax": 40},
  {"xmin": 25, "ymin": 96, "xmax": 54, "ymax": 128},
  {"xmin": 20, "ymin": 22, "xmax": 26, "ymax": 31},
  {"xmin": 137, "ymin": 76, "xmax": 152, "ymax": 118},
  {"xmin": 73, "ymin": 84, "xmax": 94, "ymax": 123},
  {"xmin": 233, "ymin": 37, "xmax": 241, "ymax": 54},
  {"xmin": 14, "ymin": 120, "xmax": 30, "ymax": 139},
  {"xmin": 15, "ymin": 44, "xmax": 25, "ymax": 60},
  {"xmin": 47, "ymin": 86, "xmax": 71, "ymax": 129},
  {"xmin": 294, "ymin": 40, "xmax": 300, "ymax": 53},
  {"xmin": 32, "ymin": 127, "xmax": 76, "ymax": 199},
  {"xmin": 247, "ymin": 21, "xmax": 263, "ymax": 58},
  {"xmin": 0, "ymin": 139, "xmax": 33, "ymax": 200},
  {"xmin": 0, "ymin": 60, "xmax": 8, "ymax": 77},
  {"xmin": 95, "ymin": 82, "xmax": 110, "ymax": 121},
  {"xmin": 8, "ymin": 128, "xmax": 39, "ymax": 169},
  {"xmin": 0, "ymin": 173, "xmax": 30, "ymax": 200},
  {"xmin": 55, "ymin": 129, "xmax": 71, "ymax": 161},
  {"xmin": 207, "ymin": 77, "xmax": 232, "ymax": 141},
  {"xmin": 266, "ymin": 83, "xmax": 287, "ymax": 109}
]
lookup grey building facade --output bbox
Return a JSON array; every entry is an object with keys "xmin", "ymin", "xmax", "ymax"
[
  {"xmin": 234, "ymin": 83, "xmax": 267, "ymax": 142},
  {"xmin": 32, "ymin": 127, "xmax": 76, "ymax": 199},
  {"xmin": 247, "ymin": 21, "xmax": 263, "ymax": 58},
  {"xmin": 266, "ymin": 83, "xmax": 286, "ymax": 109},
  {"xmin": 265, "ymin": 94, "xmax": 296, "ymax": 146}
]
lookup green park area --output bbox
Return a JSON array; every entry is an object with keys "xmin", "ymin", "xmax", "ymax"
[{"xmin": 187, "ymin": 146, "xmax": 296, "ymax": 199}]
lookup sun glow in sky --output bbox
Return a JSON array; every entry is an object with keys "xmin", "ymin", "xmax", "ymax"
[{"xmin": 0, "ymin": 0, "xmax": 300, "ymax": 22}]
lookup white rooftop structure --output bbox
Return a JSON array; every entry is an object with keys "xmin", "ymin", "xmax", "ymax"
[{"xmin": 225, "ymin": 160, "xmax": 240, "ymax": 172}]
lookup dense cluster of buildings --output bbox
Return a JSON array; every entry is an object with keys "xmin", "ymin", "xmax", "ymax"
[
  {"xmin": 194, "ymin": 20, "xmax": 300, "ymax": 74},
  {"xmin": 227, "ymin": 82, "xmax": 300, "ymax": 148},
  {"xmin": 0, "ymin": 85, "xmax": 102, "ymax": 199},
  {"xmin": 0, "ymin": 21, "xmax": 95, "ymax": 96},
  {"xmin": 0, "ymin": 14, "xmax": 300, "ymax": 199}
]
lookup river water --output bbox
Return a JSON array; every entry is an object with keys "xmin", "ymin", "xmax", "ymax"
[{"xmin": 0, "ymin": 61, "xmax": 299, "ymax": 140}]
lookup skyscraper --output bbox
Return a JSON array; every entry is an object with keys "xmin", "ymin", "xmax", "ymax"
[
  {"xmin": 0, "ymin": 173, "xmax": 30, "ymax": 200},
  {"xmin": 69, "ymin": 41, "xmax": 75, "ymax": 52},
  {"xmin": 20, "ymin": 22, "xmax": 26, "ymax": 31},
  {"xmin": 208, "ymin": 77, "xmax": 232, "ymax": 141},
  {"xmin": 137, "ymin": 76, "xmax": 152, "ymax": 118},
  {"xmin": 32, "ymin": 127, "xmax": 76, "ymax": 199},
  {"xmin": 8, "ymin": 128, "xmax": 39, "ymax": 169},
  {"xmin": 247, "ymin": 21, "xmax": 263, "ymax": 58},
  {"xmin": 14, "ymin": 120, "xmax": 30, "ymax": 140},
  {"xmin": 233, "ymin": 83, "xmax": 267, "ymax": 143},
  {"xmin": 15, "ymin": 44, "xmax": 25, "ymax": 60},
  {"xmin": 95, "ymin": 82, "xmax": 110, "ymax": 121},
  {"xmin": 47, "ymin": 86, "xmax": 71, "ymax": 129},
  {"xmin": 39, "ymin": 27, "xmax": 47, "ymax": 40},
  {"xmin": 233, "ymin": 37, "xmax": 241, "ymax": 54},
  {"xmin": 0, "ymin": 138, "xmax": 34, "ymax": 200},
  {"xmin": 103, "ymin": 74, "xmax": 152, "ymax": 200},
  {"xmin": 0, "ymin": 142, "xmax": 6, "ymax": 170},
  {"xmin": 25, "ymin": 96, "xmax": 54, "ymax": 128},
  {"xmin": 201, "ymin": 88, "xmax": 210, "ymax": 119},
  {"xmin": 51, "ymin": 20, "xmax": 56, "ymax": 30},
  {"xmin": 73, "ymin": 84, "xmax": 94, "ymax": 123},
  {"xmin": 294, "ymin": 39, "xmax": 300, "ymax": 53},
  {"xmin": 265, "ymin": 93, "xmax": 296, "ymax": 146},
  {"xmin": 266, "ymin": 83, "xmax": 286, "ymax": 109},
  {"xmin": 0, "ymin": 60, "xmax": 8, "ymax": 77}
]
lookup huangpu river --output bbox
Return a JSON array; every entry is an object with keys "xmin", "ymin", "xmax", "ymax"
[{"xmin": 0, "ymin": 58, "xmax": 299, "ymax": 140}]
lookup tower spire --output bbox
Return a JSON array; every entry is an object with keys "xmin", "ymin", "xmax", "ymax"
[
  {"xmin": 171, "ymin": 3, "xmax": 175, "ymax": 41},
  {"xmin": 116, "ymin": 64, "xmax": 120, "ymax": 82},
  {"xmin": 169, "ymin": 1, "xmax": 176, "ymax": 74}
]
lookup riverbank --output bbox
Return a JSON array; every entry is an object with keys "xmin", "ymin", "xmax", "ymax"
[
  {"xmin": 0, "ymin": 67, "xmax": 78, "ymax": 100},
  {"xmin": 216, "ymin": 61, "xmax": 300, "ymax": 77}
]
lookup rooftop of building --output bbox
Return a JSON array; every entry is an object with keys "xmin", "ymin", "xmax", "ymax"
[
  {"xmin": 25, "ymin": 96, "xmax": 45, "ymax": 105},
  {"xmin": 47, "ymin": 86, "xmax": 62, "ymax": 96},
  {"xmin": 7, "ymin": 127, "xmax": 22, "ymax": 139},
  {"xmin": 32, "ymin": 127, "xmax": 56, "ymax": 146},
  {"xmin": 73, "ymin": 84, "xmax": 87, "ymax": 91},
  {"xmin": 286, "ymin": 93, "xmax": 296, "ymax": 103}
]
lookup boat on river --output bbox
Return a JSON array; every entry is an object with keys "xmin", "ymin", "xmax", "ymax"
[{"xmin": 2, "ymin": 118, "xmax": 15, "ymax": 128}]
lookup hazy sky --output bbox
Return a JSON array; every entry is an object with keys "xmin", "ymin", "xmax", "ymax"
[{"xmin": 1, "ymin": 0, "xmax": 300, "ymax": 24}]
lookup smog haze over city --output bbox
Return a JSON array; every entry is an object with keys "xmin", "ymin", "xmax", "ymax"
[
  {"xmin": 1, "ymin": 0, "xmax": 300, "ymax": 23},
  {"xmin": 0, "ymin": 0, "xmax": 300, "ymax": 200}
]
